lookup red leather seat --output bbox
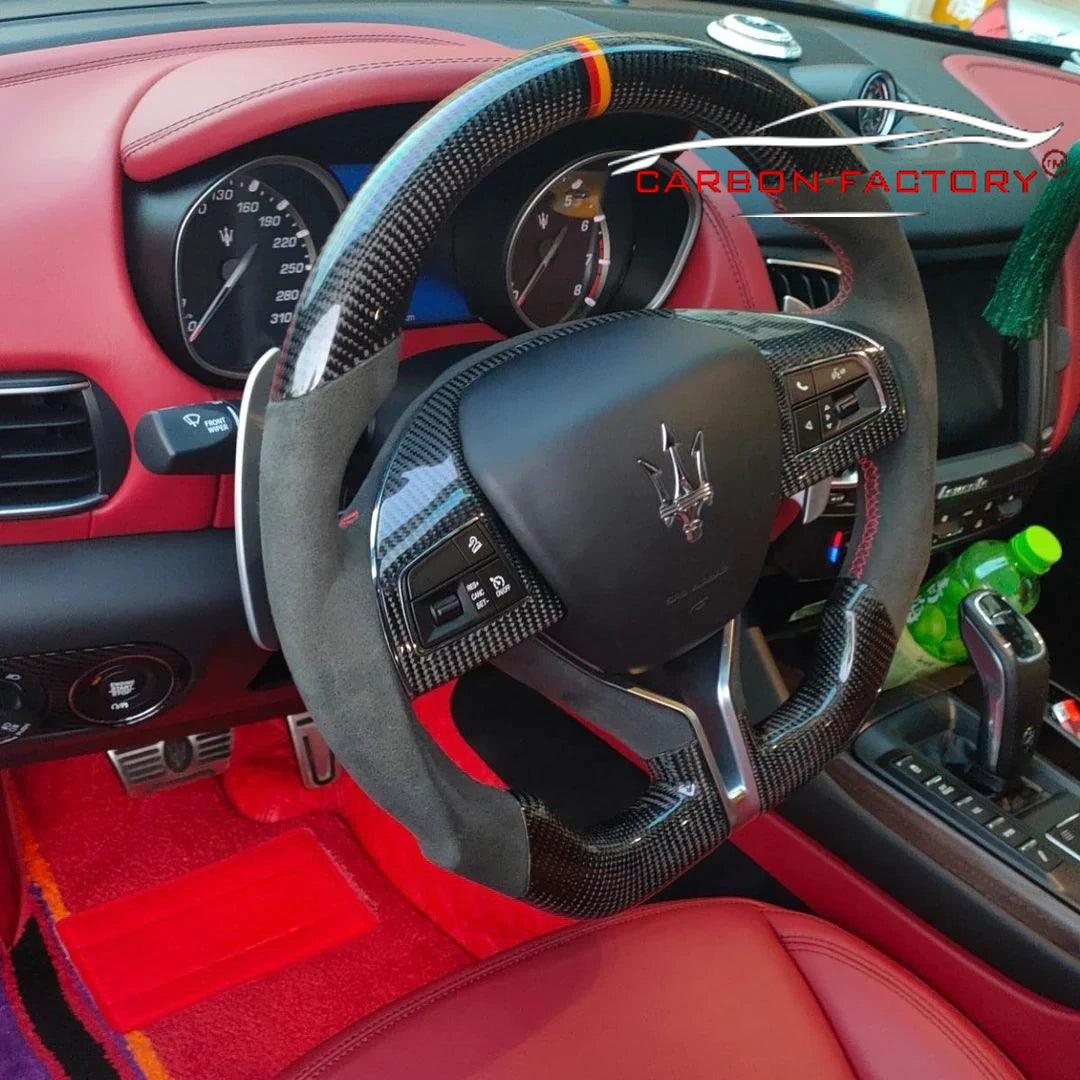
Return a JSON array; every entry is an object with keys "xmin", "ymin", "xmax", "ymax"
[{"xmin": 280, "ymin": 898, "xmax": 1020, "ymax": 1080}]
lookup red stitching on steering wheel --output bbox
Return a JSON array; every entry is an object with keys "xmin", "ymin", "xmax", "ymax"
[{"xmin": 849, "ymin": 457, "xmax": 880, "ymax": 579}]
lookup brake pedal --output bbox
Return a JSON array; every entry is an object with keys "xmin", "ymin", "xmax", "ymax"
[
  {"xmin": 287, "ymin": 713, "xmax": 337, "ymax": 788},
  {"xmin": 108, "ymin": 730, "xmax": 233, "ymax": 796}
]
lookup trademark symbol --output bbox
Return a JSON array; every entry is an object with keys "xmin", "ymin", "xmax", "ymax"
[{"xmin": 1043, "ymin": 149, "xmax": 1068, "ymax": 177}]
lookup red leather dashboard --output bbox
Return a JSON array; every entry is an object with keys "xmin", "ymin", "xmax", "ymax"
[
  {"xmin": 3, "ymin": 24, "xmax": 1076, "ymax": 548},
  {"xmin": 0, "ymin": 22, "xmax": 772, "ymax": 547}
]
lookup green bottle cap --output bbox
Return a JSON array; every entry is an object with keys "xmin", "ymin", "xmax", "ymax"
[{"xmin": 1009, "ymin": 526, "xmax": 1062, "ymax": 577}]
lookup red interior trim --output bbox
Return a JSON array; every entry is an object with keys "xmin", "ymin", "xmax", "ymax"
[{"xmin": 734, "ymin": 812, "xmax": 1080, "ymax": 1080}]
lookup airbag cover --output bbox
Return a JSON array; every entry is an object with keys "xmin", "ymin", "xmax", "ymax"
[{"xmin": 459, "ymin": 314, "xmax": 781, "ymax": 671}]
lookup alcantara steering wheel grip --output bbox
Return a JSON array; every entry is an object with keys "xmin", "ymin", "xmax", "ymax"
[{"xmin": 258, "ymin": 34, "xmax": 937, "ymax": 918}]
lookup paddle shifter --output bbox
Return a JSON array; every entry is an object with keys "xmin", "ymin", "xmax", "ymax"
[{"xmin": 960, "ymin": 589, "xmax": 1050, "ymax": 790}]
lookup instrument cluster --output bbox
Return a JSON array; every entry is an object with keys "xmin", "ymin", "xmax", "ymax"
[{"xmin": 128, "ymin": 112, "xmax": 700, "ymax": 386}]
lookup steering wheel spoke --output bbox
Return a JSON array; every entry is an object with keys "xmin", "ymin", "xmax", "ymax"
[
  {"xmin": 367, "ymin": 343, "xmax": 565, "ymax": 694},
  {"xmin": 679, "ymin": 310, "xmax": 906, "ymax": 496}
]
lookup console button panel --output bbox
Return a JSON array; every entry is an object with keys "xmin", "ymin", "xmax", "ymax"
[
  {"xmin": 879, "ymin": 749, "xmax": 1080, "ymax": 911},
  {"xmin": 406, "ymin": 521, "xmax": 529, "ymax": 650}
]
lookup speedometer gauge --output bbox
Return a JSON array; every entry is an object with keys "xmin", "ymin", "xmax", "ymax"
[
  {"xmin": 174, "ymin": 157, "xmax": 344, "ymax": 380},
  {"xmin": 506, "ymin": 163, "xmax": 613, "ymax": 329}
]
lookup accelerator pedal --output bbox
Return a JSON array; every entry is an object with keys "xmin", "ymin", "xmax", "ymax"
[{"xmin": 107, "ymin": 730, "xmax": 233, "ymax": 796}]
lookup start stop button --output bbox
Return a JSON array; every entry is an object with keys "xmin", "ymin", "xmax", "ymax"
[{"xmin": 69, "ymin": 655, "xmax": 176, "ymax": 725}]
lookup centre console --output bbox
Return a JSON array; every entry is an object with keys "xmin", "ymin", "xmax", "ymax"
[{"xmin": 852, "ymin": 593, "xmax": 1080, "ymax": 914}]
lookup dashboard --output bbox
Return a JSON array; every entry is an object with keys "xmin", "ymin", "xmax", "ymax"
[
  {"xmin": 0, "ymin": 0, "xmax": 1078, "ymax": 765},
  {"xmin": 128, "ymin": 109, "xmax": 701, "ymax": 384}
]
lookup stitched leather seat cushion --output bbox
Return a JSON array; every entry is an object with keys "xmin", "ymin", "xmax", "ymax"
[{"xmin": 278, "ymin": 898, "xmax": 1021, "ymax": 1080}]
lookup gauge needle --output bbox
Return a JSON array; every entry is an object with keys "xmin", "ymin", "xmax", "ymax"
[
  {"xmin": 189, "ymin": 243, "xmax": 258, "ymax": 343},
  {"xmin": 516, "ymin": 226, "xmax": 568, "ymax": 307}
]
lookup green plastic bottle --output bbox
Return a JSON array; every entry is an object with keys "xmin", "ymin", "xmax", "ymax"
[{"xmin": 884, "ymin": 525, "xmax": 1062, "ymax": 688}]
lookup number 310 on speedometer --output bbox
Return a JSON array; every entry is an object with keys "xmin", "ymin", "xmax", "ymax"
[{"xmin": 173, "ymin": 156, "xmax": 344, "ymax": 380}]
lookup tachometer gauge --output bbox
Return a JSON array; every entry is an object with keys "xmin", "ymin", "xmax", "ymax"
[
  {"xmin": 506, "ymin": 164, "xmax": 613, "ymax": 329},
  {"xmin": 174, "ymin": 157, "xmax": 344, "ymax": 380}
]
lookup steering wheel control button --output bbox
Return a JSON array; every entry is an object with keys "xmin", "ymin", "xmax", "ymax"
[
  {"xmin": 785, "ymin": 372, "xmax": 816, "ymax": 405},
  {"xmin": 69, "ymin": 655, "xmax": 176, "ymax": 725},
  {"xmin": 429, "ymin": 594, "xmax": 464, "ymax": 627},
  {"xmin": 795, "ymin": 404, "xmax": 823, "ymax": 450},
  {"xmin": 835, "ymin": 392, "xmax": 860, "ymax": 420},
  {"xmin": 461, "ymin": 573, "xmax": 495, "ymax": 618},
  {"xmin": 134, "ymin": 401, "xmax": 240, "ymax": 476},
  {"xmin": 812, "ymin": 359, "xmax": 864, "ymax": 396},
  {"xmin": 453, "ymin": 524, "xmax": 494, "ymax": 566},
  {"xmin": 1020, "ymin": 839, "xmax": 1063, "ymax": 872},
  {"xmin": 407, "ymin": 540, "xmax": 466, "ymax": 599},
  {"xmin": 480, "ymin": 560, "xmax": 525, "ymax": 611}
]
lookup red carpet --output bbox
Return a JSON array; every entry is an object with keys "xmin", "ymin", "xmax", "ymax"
[
  {"xmin": 11, "ymin": 747, "xmax": 474, "ymax": 1080},
  {"xmin": 58, "ymin": 830, "xmax": 378, "ymax": 1032}
]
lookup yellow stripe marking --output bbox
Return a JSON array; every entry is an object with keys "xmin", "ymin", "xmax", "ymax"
[{"xmin": 574, "ymin": 35, "xmax": 612, "ymax": 117}]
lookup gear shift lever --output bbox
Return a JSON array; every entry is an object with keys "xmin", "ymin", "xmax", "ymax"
[{"xmin": 959, "ymin": 589, "xmax": 1049, "ymax": 790}]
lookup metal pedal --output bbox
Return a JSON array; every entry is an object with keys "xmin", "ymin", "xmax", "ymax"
[
  {"xmin": 286, "ymin": 713, "xmax": 337, "ymax": 788},
  {"xmin": 108, "ymin": 730, "xmax": 233, "ymax": 796}
]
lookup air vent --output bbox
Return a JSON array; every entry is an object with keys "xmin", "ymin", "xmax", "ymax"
[
  {"xmin": 0, "ymin": 374, "xmax": 129, "ymax": 520},
  {"xmin": 767, "ymin": 260, "xmax": 842, "ymax": 313}
]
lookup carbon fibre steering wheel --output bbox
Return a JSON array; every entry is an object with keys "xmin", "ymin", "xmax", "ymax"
[{"xmin": 258, "ymin": 34, "xmax": 937, "ymax": 918}]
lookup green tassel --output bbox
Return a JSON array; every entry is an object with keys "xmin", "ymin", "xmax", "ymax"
[{"xmin": 983, "ymin": 140, "xmax": 1080, "ymax": 340}]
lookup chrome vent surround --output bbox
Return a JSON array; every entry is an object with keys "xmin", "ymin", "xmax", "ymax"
[
  {"xmin": 767, "ymin": 259, "xmax": 842, "ymax": 312},
  {"xmin": 0, "ymin": 374, "xmax": 122, "ymax": 519}
]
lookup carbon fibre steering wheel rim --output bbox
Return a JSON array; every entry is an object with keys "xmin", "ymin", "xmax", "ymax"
[{"xmin": 258, "ymin": 34, "xmax": 937, "ymax": 917}]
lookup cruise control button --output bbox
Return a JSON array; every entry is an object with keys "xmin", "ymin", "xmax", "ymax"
[
  {"xmin": 1019, "ymin": 839, "xmax": 1063, "ymax": 872},
  {"xmin": 481, "ymin": 559, "xmax": 526, "ymax": 611},
  {"xmin": 461, "ymin": 573, "xmax": 496, "ymax": 619},
  {"xmin": 786, "ymin": 372, "xmax": 816, "ymax": 405},
  {"xmin": 429, "ymin": 594, "xmax": 464, "ymax": 627},
  {"xmin": 794, "ymin": 404, "xmax": 822, "ymax": 450},
  {"xmin": 987, "ymin": 817, "xmax": 1029, "ymax": 848},
  {"xmin": 812, "ymin": 358, "xmax": 865, "ymax": 395},
  {"xmin": 955, "ymin": 794, "xmax": 994, "ymax": 823},
  {"xmin": 454, "ymin": 524, "xmax": 494, "ymax": 566}
]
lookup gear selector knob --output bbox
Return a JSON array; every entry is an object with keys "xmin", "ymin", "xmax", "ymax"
[{"xmin": 960, "ymin": 589, "xmax": 1049, "ymax": 787}]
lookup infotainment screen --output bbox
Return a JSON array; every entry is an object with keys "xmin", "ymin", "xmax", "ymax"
[{"xmin": 920, "ymin": 258, "xmax": 1021, "ymax": 460}]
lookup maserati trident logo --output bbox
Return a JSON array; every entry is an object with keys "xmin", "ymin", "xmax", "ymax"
[{"xmin": 638, "ymin": 423, "xmax": 713, "ymax": 544}]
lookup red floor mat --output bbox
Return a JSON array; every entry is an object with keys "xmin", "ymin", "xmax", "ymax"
[
  {"xmin": 13, "ymin": 751, "xmax": 473, "ymax": 1080},
  {"xmin": 58, "ymin": 830, "xmax": 377, "ymax": 1032}
]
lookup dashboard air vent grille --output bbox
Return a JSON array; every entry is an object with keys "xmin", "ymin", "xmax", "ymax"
[
  {"xmin": 0, "ymin": 376, "xmax": 108, "ymax": 519},
  {"xmin": 767, "ymin": 260, "xmax": 842, "ymax": 311}
]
